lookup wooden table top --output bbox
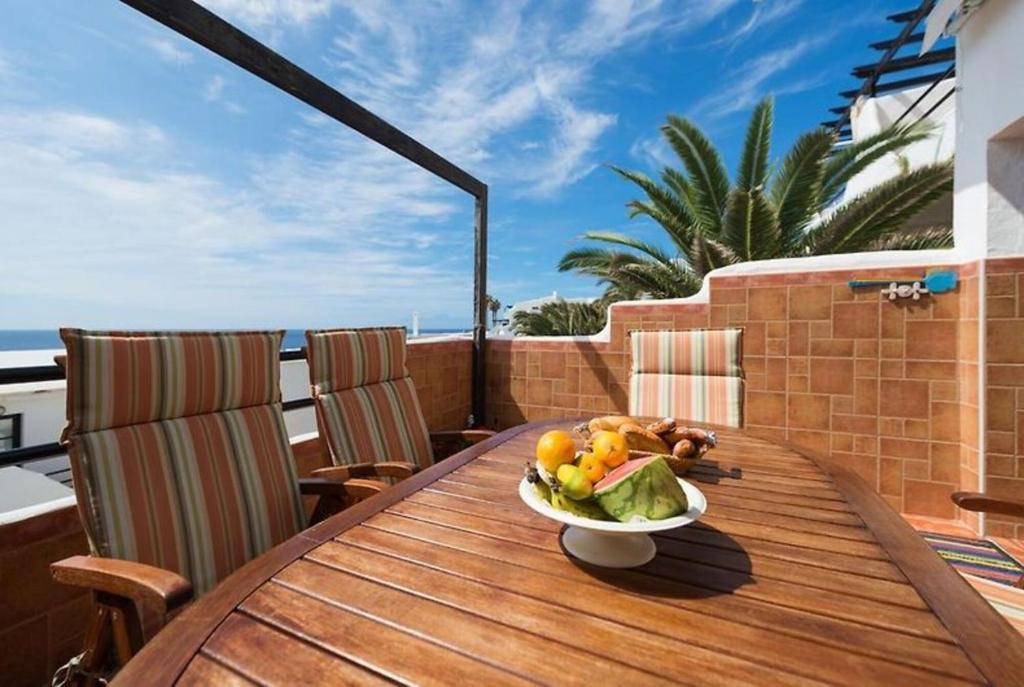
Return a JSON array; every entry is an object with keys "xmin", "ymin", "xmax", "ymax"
[{"xmin": 116, "ymin": 420, "xmax": 1024, "ymax": 686}]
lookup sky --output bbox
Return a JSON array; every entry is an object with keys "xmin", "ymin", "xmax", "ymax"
[{"xmin": 0, "ymin": 0, "xmax": 916, "ymax": 330}]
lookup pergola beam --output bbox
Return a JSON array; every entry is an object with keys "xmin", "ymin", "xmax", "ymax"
[
  {"xmin": 120, "ymin": 0, "xmax": 490, "ymax": 425},
  {"xmin": 852, "ymin": 47, "xmax": 954, "ymax": 78}
]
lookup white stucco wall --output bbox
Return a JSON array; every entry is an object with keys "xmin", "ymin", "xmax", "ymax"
[
  {"xmin": 845, "ymin": 79, "xmax": 956, "ymax": 201},
  {"xmin": 953, "ymin": 0, "xmax": 1024, "ymax": 257}
]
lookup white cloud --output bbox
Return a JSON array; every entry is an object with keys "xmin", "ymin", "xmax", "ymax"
[
  {"xmin": 203, "ymin": 75, "xmax": 225, "ymax": 101},
  {"xmin": 0, "ymin": 1, "xmax": 749, "ymax": 327},
  {"xmin": 0, "ymin": 108, "xmax": 471, "ymax": 328},
  {"xmin": 712, "ymin": 0, "xmax": 803, "ymax": 49},
  {"xmin": 143, "ymin": 36, "xmax": 194, "ymax": 65},
  {"xmin": 689, "ymin": 36, "xmax": 826, "ymax": 121},
  {"xmin": 321, "ymin": 0, "xmax": 736, "ymax": 198},
  {"xmin": 202, "ymin": 75, "xmax": 246, "ymax": 114},
  {"xmin": 198, "ymin": 0, "xmax": 336, "ymax": 28}
]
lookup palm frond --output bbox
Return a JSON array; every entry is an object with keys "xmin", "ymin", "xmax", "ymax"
[
  {"xmin": 686, "ymin": 234, "xmax": 739, "ymax": 277},
  {"xmin": 624, "ymin": 200, "xmax": 697, "ymax": 254},
  {"xmin": 616, "ymin": 261, "xmax": 702, "ymax": 299},
  {"xmin": 662, "ymin": 115, "xmax": 730, "ymax": 234},
  {"xmin": 511, "ymin": 300, "xmax": 607, "ymax": 336},
  {"xmin": 805, "ymin": 161, "xmax": 953, "ymax": 254},
  {"xmin": 868, "ymin": 227, "xmax": 954, "ymax": 251},
  {"xmin": 770, "ymin": 128, "xmax": 834, "ymax": 250},
  {"xmin": 737, "ymin": 96, "xmax": 773, "ymax": 190},
  {"xmin": 722, "ymin": 188, "xmax": 780, "ymax": 261},
  {"xmin": 557, "ymin": 246, "xmax": 645, "ymax": 276},
  {"xmin": 610, "ymin": 165, "xmax": 695, "ymax": 228},
  {"xmin": 575, "ymin": 231, "xmax": 677, "ymax": 265},
  {"xmin": 821, "ymin": 122, "xmax": 935, "ymax": 207}
]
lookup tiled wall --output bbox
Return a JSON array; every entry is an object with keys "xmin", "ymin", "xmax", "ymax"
[
  {"xmin": 0, "ymin": 506, "xmax": 90, "ymax": 686},
  {"xmin": 487, "ymin": 262, "xmax": 977, "ymax": 521},
  {"xmin": 985, "ymin": 258, "xmax": 1024, "ymax": 539},
  {"xmin": 407, "ymin": 339, "xmax": 474, "ymax": 430}
]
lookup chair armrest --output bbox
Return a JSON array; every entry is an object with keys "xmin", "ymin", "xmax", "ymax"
[
  {"xmin": 51, "ymin": 555, "xmax": 192, "ymax": 615},
  {"xmin": 430, "ymin": 429, "xmax": 496, "ymax": 445},
  {"xmin": 312, "ymin": 461, "xmax": 418, "ymax": 481},
  {"xmin": 299, "ymin": 477, "xmax": 389, "ymax": 500},
  {"xmin": 952, "ymin": 492, "xmax": 1024, "ymax": 518}
]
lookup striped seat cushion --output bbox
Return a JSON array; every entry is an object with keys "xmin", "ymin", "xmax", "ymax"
[
  {"xmin": 306, "ymin": 327, "xmax": 434, "ymax": 468},
  {"xmin": 316, "ymin": 378, "xmax": 434, "ymax": 470},
  {"xmin": 630, "ymin": 374, "xmax": 744, "ymax": 427},
  {"xmin": 61, "ymin": 330, "xmax": 304, "ymax": 595},
  {"xmin": 629, "ymin": 329, "xmax": 744, "ymax": 427}
]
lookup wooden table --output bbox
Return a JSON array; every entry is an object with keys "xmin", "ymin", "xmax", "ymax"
[{"xmin": 116, "ymin": 421, "xmax": 1024, "ymax": 686}]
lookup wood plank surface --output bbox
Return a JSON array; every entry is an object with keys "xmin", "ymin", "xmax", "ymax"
[{"xmin": 113, "ymin": 420, "xmax": 1024, "ymax": 686}]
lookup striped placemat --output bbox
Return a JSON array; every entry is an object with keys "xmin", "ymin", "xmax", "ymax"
[{"xmin": 922, "ymin": 532, "xmax": 1024, "ymax": 587}]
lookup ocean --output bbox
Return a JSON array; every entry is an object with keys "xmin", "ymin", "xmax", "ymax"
[{"xmin": 0, "ymin": 328, "xmax": 468, "ymax": 352}]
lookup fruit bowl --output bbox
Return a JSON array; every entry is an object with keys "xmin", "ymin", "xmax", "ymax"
[{"xmin": 518, "ymin": 475, "xmax": 707, "ymax": 568}]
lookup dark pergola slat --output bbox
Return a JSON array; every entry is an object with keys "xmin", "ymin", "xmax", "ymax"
[
  {"xmin": 120, "ymin": 0, "xmax": 489, "ymax": 425},
  {"xmin": 852, "ymin": 47, "xmax": 954, "ymax": 78},
  {"xmin": 888, "ymin": 8, "xmax": 923, "ymax": 22},
  {"xmin": 870, "ymin": 32, "xmax": 924, "ymax": 50},
  {"xmin": 830, "ymin": 0, "xmax": 935, "ymax": 134},
  {"xmin": 840, "ymin": 68, "xmax": 955, "ymax": 99}
]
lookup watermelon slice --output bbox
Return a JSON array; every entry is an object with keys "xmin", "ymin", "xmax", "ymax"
[{"xmin": 594, "ymin": 455, "xmax": 689, "ymax": 522}]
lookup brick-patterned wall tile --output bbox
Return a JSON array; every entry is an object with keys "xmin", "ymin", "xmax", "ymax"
[{"xmin": 486, "ymin": 262, "xmax": 987, "ymax": 532}]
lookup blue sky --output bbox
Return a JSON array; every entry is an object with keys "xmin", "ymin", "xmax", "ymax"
[{"xmin": 0, "ymin": 0, "xmax": 911, "ymax": 330}]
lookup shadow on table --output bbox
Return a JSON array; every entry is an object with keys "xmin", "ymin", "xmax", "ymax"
[
  {"xmin": 686, "ymin": 461, "xmax": 743, "ymax": 484},
  {"xmin": 561, "ymin": 523, "xmax": 752, "ymax": 600}
]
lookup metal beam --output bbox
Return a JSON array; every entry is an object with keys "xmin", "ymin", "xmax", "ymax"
[
  {"xmin": 472, "ymin": 190, "xmax": 488, "ymax": 426},
  {"xmin": 840, "ymin": 69, "xmax": 955, "ymax": 98},
  {"xmin": 870, "ymin": 32, "xmax": 924, "ymax": 50},
  {"xmin": 832, "ymin": 0, "xmax": 935, "ymax": 133},
  {"xmin": 120, "ymin": 0, "xmax": 484, "ymax": 197},
  {"xmin": 120, "ymin": 0, "xmax": 490, "ymax": 427},
  {"xmin": 888, "ymin": 8, "xmax": 923, "ymax": 22},
  {"xmin": 852, "ymin": 47, "xmax": 954, "ymax": 78}
]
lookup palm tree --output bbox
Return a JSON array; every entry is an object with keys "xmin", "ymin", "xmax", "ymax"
[
  {"xmin": 559, "ymin": 95, "xmax": 953, "ymax": 300},
  {"xmin": 511, "ymin": 300, "xmax": 607, "ymax": 336},
  {"xmin": 486, "ymin": 294, "xmax": 502, "ymax": 327}
]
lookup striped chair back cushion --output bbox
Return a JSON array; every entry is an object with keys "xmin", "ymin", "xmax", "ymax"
[
  {"xmin": 306, "ymin": 326, "xmax": 407, "ymax": 394},
  {"xmin": 306, "ymin": 328, "xmax": 434, "ymax": 469},
  {"xmin": 61, "ymin": 330, "xmax": 305, "ymax": 595},
  {"xmin": 629, "ymin": 329, "xmax": 744, "ymax": 427}
]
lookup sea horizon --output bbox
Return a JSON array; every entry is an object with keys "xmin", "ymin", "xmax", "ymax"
[{"xmin": 0, "ymin": 328, "xmax": 470, "ymax": 353}]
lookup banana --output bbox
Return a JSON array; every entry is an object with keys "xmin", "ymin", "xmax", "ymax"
[{"xmin": 551, "ymin": 491, "xmax": 611, "ymax": 520}]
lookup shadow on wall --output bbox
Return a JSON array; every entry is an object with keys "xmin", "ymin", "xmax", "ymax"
[{"xmin": 988, "ymin": 116, "xmax": 1024, "ymax": 255}]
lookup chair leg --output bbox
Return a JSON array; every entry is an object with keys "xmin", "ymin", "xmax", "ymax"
[
  {"xmin": 74, "ymin": 603, "xmax": 112, "ymax": 687},
  {"xmin": 310, "ymin": 494, "xmax": 349, "ymax": 524},
  {"xmin": 97, "ymin": 592, "xmax": 145, "ymax": 667}
]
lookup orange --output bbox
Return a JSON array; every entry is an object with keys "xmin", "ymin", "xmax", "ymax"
[
  {"xmin": 578, "ymin": 452, "xmax": 606, "ymax": 483},
  {"xmin": 591, "ymin": 430, "xmax": 629, "ymax": 468},
  {"xmin": 536, "ymin": 430, "xmax": 577, "ymax": 473}
]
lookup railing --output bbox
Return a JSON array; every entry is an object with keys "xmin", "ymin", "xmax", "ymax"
[{"xmin": 0, "ymin": 348, "xmax": 316, "ymax": 477}]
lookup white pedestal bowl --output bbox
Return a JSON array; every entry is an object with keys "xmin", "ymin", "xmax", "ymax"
[{"xmin": 517, "ymin": 475, "xmax": 707, "ymax": 568}]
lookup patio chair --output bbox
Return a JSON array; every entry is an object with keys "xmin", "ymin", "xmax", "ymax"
[
  {"xmin": 305, "ymin": 327, "xmax": 493, "ymax": 476},
  {"xmin": 49, "ymin": 329, "xmax": 384, "ymax": 677},
  {"xmin": 629, "ymin": 328, "xmax": 744, "ymax": 427}
]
